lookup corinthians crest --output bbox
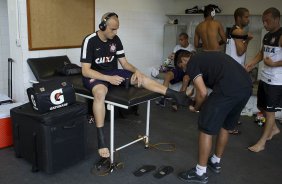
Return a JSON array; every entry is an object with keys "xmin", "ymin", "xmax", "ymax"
[
  {"xmin": 109, "ymin": 43, "xmax": 116, "ymax": 53},
  {"xmin": 270, "ymin": 37, "xmax": 276, "ymax": 44}
]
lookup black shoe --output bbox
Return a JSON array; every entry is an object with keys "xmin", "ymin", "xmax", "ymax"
[
  {"xmin": 155, "ymin": 98, "xmax": 166, "ymax": 107},
  {"xmin": 165, "ymin": 89, "xmax": 190, "ymax": 106},
  {"xmin": 178, "ymin": 168, "xmax": 208, "ymax": 184},
  {"xmin": 207, "ymin": 157, "xmax": 221, "ymax": 174},
  {"xmin": 90, "ymin": 157, "xmax": 111, "ymax": 176}
]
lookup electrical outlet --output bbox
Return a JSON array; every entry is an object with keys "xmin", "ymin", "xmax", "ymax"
[{"xmin": 16, "ymin": 39, "xmax": 21, "ymax": 47}]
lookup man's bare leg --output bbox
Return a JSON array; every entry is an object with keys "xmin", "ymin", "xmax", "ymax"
[
  {"xmin": 267, "ymin": 122, "xmax": 280, "ymax": 140},
  {"xmin": 163, "ymin": 71, "xmax": 174, "ymax": 87},
  {"xmin": 198, "ymin": 131, "xmax": 213, "ymax": 167},
  {"xmin": 248, "ymin": 111, "xmax": 276, "ymax": 152},
  {"xmin": 214, "ymin": 128, "xmax": 229, "ymax": 158},
  {"xmin": 136, "ymin": 75, "xmax": 189, "ymax": 106},
  {"xmin": 157, "ymin": 71, "xmax": 174, "ymax": 106},
  {"xmin": 92, "ymin": 85, "xmax": 110, "ymax": 158}
]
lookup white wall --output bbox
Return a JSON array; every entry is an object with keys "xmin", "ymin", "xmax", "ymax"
[
  {"xmin": 6, "ymin": 0, "xmax": 282, "ymax": 102},
  {"xmin": 168, "ymin": 0, "xmax": 282, "ymax": 65},
  {"xmin": 95, "ymin": 0, "xmax": 180, "ymax": 72},
  {"xmin": 0, "ymin": 0, "xmax": 10, "ymax": 95},
  {"xmin": 169, "ymin": 0, "xmax": 282, "ymax": 15},
  {"xmin": 8, "ymin": 0, "xmax": 176, "ymax": 102}
]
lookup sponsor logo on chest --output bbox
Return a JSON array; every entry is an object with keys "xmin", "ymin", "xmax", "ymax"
[
  {"xmin": 95, "ymin": 56, "xmax": 114, "ymax": 64},
  {"xmin": 263, "ymin": 46, "xmax": 276, "ymax": 54}
]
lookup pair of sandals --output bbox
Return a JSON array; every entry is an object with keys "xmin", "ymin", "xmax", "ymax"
[
  {"xmin": 133, "ymin": 165, "xmax": 174, "ymax": 179},
  {"xmin": 91, "ymin": 159, "xmax": 174, "ymax": 178},
  {"xmin": 228, "ymin": 129, "xmax": 241, "ymax": 135}
]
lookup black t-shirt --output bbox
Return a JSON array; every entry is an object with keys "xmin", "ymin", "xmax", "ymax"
[
  {"xmin": 263, "ymin": 27, "xmax": 282, "ymax": 47},
  {"xmin": 186, "ymin": 51, "xmax": 252, "ymax": 96},
  {"xmin": 80, "ymin": 32, "xmax": 125, "ymax": 72}
]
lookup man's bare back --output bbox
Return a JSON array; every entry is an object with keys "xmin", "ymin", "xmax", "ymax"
[{"xmin": 194, "ymin": 19, "xmax": 226, "ymax": 51}]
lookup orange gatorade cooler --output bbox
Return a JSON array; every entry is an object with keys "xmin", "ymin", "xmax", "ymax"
[{"xmin": 0, "ymin": 102, "xmax": 23, "ymax": 148}]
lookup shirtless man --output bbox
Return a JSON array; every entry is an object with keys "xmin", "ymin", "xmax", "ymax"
[{"xmin": 194, "ymin": 5, "xmax": 226, "ymax": 51}]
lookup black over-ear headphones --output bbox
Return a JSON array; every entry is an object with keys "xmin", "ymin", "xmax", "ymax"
[
  {"xmin": 99, "ymin": 12, "xmax": 118, "ymax": 31},
  {"xmin": 211, "ymin": 8, "xmax": 216, "ymax": 17}
]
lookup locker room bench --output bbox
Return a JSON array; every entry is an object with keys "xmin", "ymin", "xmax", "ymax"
[{"xmin": 27, "ymin": 55, "xmax": 161, "ymax": 168}]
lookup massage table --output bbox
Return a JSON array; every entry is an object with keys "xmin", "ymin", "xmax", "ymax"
[{"xmin": 27, "ymin": 55, "xmax": 161, "ymax": 170}]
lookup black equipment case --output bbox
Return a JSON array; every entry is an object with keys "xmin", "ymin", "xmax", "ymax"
[{"xmin": 11, "ymin": 102, "xmax": 88, "ymax": 174}]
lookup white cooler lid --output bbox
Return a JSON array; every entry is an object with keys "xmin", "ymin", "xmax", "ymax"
[
  {"xmin": 0, "ymin": 102, "xmax": 24, "ymax": 118},
  {"xmin": 0, "ymin": 94, "xmax": 11, "ymax": 102}
]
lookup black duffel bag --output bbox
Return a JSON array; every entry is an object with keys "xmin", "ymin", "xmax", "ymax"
[
  {"xmin": 56, "ymin": 63, "xmax": 82, "ymax": 76},
  {"xmin": 27, "ymin": 80, "xmax": 76, "ymax": 113}
]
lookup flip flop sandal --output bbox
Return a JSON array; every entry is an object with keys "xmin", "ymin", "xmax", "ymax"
[
  {"xmin": 228, "ymin": 129, "xmax": 241, "ymax": 135},
  {"xmin": 171, "ymin": 102, "xmax": 178, "ymax": 112},
  {"xmin": 153, "ymin": 166, "xmax": 174, "ymax": 179},
  {"xmin": 133, "ymin": 165, "xmax": 156, "ymax": 177},
  {"xmin": 91, "ymin": 157, "xmax": 111, "ymax": 176}
]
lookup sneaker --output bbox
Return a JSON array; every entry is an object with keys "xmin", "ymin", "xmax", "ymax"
[
  {"xmin": 207, "ymin": 157, "xmax": 221, "ymax": 174},
  {"xmin": 171, "ymin": 101, "xmax": 178, "ymax": 112},
  {"xmin": 155, "ymin": 98, "xmax": 166, "ymax": 107},
  {"xmin": 178, "ymin": 168, "xmax": 208, "ymax": 184},
  {"xmin": 185, "ymin": 6, "xmax": 199, "ymax": 14},
  {"xmin": 151, "ymin": 67, "xmax": 159, "ymax": 78}
]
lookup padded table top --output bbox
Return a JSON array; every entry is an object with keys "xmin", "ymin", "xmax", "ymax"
[
  {"xmin": 71, "ymin": 76, "xmax": 161, "ymax": 107},
  {"xmin": 27, "ymin": 56, "xmax": 161, "ymax": 108}
]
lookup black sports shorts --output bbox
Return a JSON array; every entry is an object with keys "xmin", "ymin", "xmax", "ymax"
[
  {"xmin": 257, "ymin": 80, "xmax": 282, "ymax": 112},
  {"xmin": 198, "ymin": 89, "xmax": 251, "ymax": 135},
  {"xmin": 82, "ymin": 69, "xmax": 133, "ymax": 91}
]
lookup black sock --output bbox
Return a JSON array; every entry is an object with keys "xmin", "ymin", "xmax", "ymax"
[
  {"xmin": 97, "ymin": 127, "xmax": 106, "ymax": 149},
  {"xmin": 165, "ymin": 88, "xmax": 190, "ymax": 106}
]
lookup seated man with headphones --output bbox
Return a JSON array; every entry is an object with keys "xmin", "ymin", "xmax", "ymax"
[
  {"xmin": 80, "ymin": 12, "xmax": 189, "ymax": 167},
  {"xmin": 194, "ymin": 5, "xmax": 226, "ymax": 51}
]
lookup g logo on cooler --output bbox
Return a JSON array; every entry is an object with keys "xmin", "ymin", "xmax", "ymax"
[{"xmin": 50, "ymin": 88, "xmax": 64, "ymax": 105}]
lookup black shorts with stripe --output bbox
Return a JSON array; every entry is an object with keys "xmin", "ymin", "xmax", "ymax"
[{"xmin": 257, "ymin": 80, "xmax": 282, "ymax": 112}]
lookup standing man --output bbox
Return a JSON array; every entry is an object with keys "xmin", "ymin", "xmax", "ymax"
[
  {"xmin": 226, "ymin": 7, "xmax": 253, "ymax": 65},
  {"xmin": 178, "ymin": 52, "xmax": 252, "ymax": 183},
  {"xmin": 194, "ymin": 5, "xmax": 226, "ymax": 51},
  {"xmin": 80, "ymin": 12, "xmax": 188, "ymax": 160},
  {"xmin": 246, "ymin": 7, "xmax": 282, "ymax": 152},
  {"xmin": 225, "ymin": 7, "xmax": 253, "ymax": 134}
]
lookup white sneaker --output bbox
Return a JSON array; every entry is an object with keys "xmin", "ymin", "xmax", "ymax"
[{"xmin": 151, "ymin": 68, "xmax": 159, "ymax": 78}]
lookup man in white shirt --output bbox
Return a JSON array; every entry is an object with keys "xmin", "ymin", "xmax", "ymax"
[
  {"xmin": 225, "ymin": 7, "xmax": 253, "ymax": 135},
  {"xmin": 226, "ymin": 7, "xmax": 253, "ymax": 66},
  {"xmin": 246, "ymin": 7, "xmax": 282, "ymax": 152}
]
